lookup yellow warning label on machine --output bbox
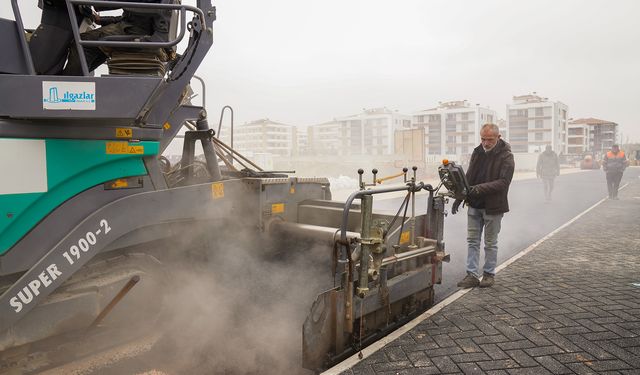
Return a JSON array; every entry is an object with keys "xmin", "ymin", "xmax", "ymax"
[
  {"xmin": 106, "ymin": 142, "xmax": 144, "ymax": 154},
  {"xmin": 110, "ymin": 179, "xmax": 129, "ymax": 188},
  {"xmin": 115, "ymin": 128, "xmax": 133, "ymax": 138},
  {"xmin": 163, "ymin": 122, "xmax": 171, "ymax": 130},
  {"xmin": 211, "ymin": 182, "xmax": 224, "ymax": 199},
  {"xmin": 271, "ymin": 203, "xmax": 285, "ymax": 214},
  {"xmin": 400, "ymin": 231, "xmax": 411, "ymax": 244},
  {"xmin": 129, "ymin": 145, "xmax": 144, "ymax": 154},
  {"xmin": 289, "ymin": 186, "xmax": 296, "ymax": 194}
]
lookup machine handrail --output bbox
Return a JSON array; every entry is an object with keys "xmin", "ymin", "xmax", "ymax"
[
  {"xmin": 9, "ymin": 0, "xmax": 36, "ymax": 75},
  {"xmin": 65, "ymin": 0, "xmax": 206, "ymax": 76},
  {"xmin": 69, "ymin": 0, "xmax": 206, "ymax": 30},
  {"xmin": 7, "ymin": 0, "xmax": 205, "ymax": 76},
  {"xmin": 217, "ymin": 105, "xmax": 234, "ymax": 151}
]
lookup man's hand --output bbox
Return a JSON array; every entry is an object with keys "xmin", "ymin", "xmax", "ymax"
[{"xmin": 452, "ymin": 199, "xmax": 462, "ymax": 215}]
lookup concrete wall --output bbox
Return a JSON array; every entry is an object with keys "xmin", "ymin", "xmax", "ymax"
[{"xmin": 514, "ymin": 152, "xmax": 538, "ymax": 171}]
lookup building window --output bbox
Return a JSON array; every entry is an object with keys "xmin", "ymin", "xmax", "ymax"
[
  {"xmin": 461, "ymin": 112, "xmax": 469, "ymax": 120},
  {"xmin": 535, "ymin": 132, "xmax": 543, "ymax": 141},
  {"xmin": 535, "ymin": 119, "xmax": 543, "ymax": 129},
  {"xmin": 535, "ymin": 107, "xmax": 543, "ymax": 116},
  {"xmin": 447, "ymin": 113, "xmax": 456, "ymax": 121}
]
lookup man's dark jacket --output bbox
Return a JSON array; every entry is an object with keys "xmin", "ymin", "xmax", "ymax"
[{"xmin": 465, "ymin": 139, "xmax": 515, "ymax": 215}]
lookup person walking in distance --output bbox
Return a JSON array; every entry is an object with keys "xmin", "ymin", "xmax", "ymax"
[
  {"xmin": 536, "ymin": 145, "xmax": 560, "ymax": 201},
  {"xmin": 602, "ymin": 144, "xmax": 627, "ymax": 199},
  {"xmin": 451, "ymin": 123, "xmax": 515, "ymax": 288}
]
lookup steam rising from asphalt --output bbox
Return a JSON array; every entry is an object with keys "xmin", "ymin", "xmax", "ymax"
[{"xmin": 149, "ymin": 229, "xmax": 330, "ymax": 374}]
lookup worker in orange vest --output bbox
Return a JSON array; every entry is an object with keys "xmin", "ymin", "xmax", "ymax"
[{"xmin": 602, "ymin": 144, "xmax": 628, "ymax": 199}]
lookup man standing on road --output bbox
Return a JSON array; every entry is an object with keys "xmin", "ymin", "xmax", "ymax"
[
  {"xmin": 536, "ymin": 145, "xmax": 560, "ymax": 201},
  {"xmin": 452, "ymin": 123, "xmax": 515, "ymax": 288},
  {"xmin": 602, "ymin": 144, "xmax": 627, "ymax": 199}
]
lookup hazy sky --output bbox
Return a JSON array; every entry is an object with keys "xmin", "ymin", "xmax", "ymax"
[{"xmin": 4, "ymin": 1, "xmax": 639, "ymax": 141}]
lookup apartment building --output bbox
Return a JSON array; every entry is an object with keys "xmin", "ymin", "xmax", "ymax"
[
  {"xmin": 233, "ymin": 118, "xmax": 296, "ymax": 156},
  {"xmin": 294, "ymin": 128, "xmax": 308, "ymax": 156},
  {"xmin": 307, "ymin": 120, "xmax": 341, "ymax": 156},
  {"xmin": 569, "ymin": 118, "xmax": 618, "ymax": 154},
  {"xmin": 412, "ymin": 100, "xmax": 497, "ymax": 157},
  {"xmin": 307, "ymin": 108, "xmax": 411, "ymax": 156},
  {"xmin": 497, "ymin": 118, "xmax": 508, "ymax": 141},
  {"xmin": 567, "ymin": 121, "xmax": 590, "ymax": 155},
  {"xmin": 506, "ymin": 94, "xmax": 569, "ymax": 154}
]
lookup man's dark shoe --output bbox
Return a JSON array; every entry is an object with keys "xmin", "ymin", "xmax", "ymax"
[
  {"xmin": 479, "ymin": 272, "xmax": 495, "ymax": 288},
  {"xmin": 457, "ymin": 274, "xmax": 479, "ymax": 288}
]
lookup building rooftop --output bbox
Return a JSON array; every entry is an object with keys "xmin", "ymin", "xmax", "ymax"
[
  {"xmin": 336, "ymin": 107, "xmax": 400, "ymax": 120},
  {"xmin": 569, "ymin": 118, "xmax": 617, "ymax": 126},
  {"xmin": 363, "ymin": 107, "xmax": 395, "ymax": 115},
  {"xmin": 512, "ymin": 93, "xmax": 548, "ymax": 104},
  {"xmin": 242, "ymin": 118, "xmax": 290, "ymax": 127},
  {"xmin": 417, "ymin": 100, "xmax": 491, "ymax": 113},
  {"xmin": 312, "ymin": 119, "xmax": 339, "ymax": 126},
  {"xmin": 438, "ymin": 100, "xmax": 469, "ymax": 109}
]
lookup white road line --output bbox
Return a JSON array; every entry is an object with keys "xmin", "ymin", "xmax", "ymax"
[{"xmin": 321, "ymin": 183, "xmax": 629, "ymax": 375}]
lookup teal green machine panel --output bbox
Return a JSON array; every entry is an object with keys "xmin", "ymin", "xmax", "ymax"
[{"xmin": 0, "ymin": 139, "xmax": 159, "ymax": 255}]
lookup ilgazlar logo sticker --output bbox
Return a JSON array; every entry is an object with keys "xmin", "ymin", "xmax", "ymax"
[{"xmin": 42, "ymin": 81, "xmax": 96, "ymax": 110}]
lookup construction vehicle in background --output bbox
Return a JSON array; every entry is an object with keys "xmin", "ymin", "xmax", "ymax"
[
  {"xmin": 580, "ymin": 154, "xmax": 600, "ymax": 170},
  {"xmin": 0, "ymin": 1, "xmax": 466, "ymax": 372}
]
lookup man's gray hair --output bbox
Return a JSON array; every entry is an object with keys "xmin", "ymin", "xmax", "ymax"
[{"xmin": 481, "ymin": 123, "xmax": 500, "ymax": 135}]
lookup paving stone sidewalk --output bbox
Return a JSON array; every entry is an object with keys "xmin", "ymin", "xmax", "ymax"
[{"xmin": 341, "ymin": 181, "xmax": 640, "ymax": 375}]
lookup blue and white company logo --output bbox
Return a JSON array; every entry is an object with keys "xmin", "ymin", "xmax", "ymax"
[
  {"xmin": 44, "ymin": 87, "xmax": 95, "ymax": 104},
  {"xmin": 42, "ymin": 81, "xmax": 96, "ymax": 110}
]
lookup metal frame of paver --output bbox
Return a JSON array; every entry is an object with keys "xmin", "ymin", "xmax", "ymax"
[{"xmin": 327, "ymin": 181, "xmax": 640, "ymax": 375}]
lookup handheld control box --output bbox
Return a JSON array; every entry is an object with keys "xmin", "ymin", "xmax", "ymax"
[{"xmin": 438, "ymin": 160, "xmax": 471, "ymax": 200}]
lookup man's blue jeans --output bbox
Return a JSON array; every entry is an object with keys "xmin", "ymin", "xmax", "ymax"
[{"xmin": 467, "ymin": 207, "xmax": 503, "ymax": 278}]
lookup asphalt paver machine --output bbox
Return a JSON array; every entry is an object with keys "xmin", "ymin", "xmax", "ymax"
[{"xmin": 0, "ymin": 1, "xmax": 467, "ymax": 372}]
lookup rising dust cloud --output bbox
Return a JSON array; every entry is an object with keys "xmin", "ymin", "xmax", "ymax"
[{"xmin": 144, "ymin": 225, "xmax": 332, "ymax": 375}]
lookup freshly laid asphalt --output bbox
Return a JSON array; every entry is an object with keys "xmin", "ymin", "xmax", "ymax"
[{"xmin": 337, "ymin": 169, "xmax": 640, "ymax": 375}]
